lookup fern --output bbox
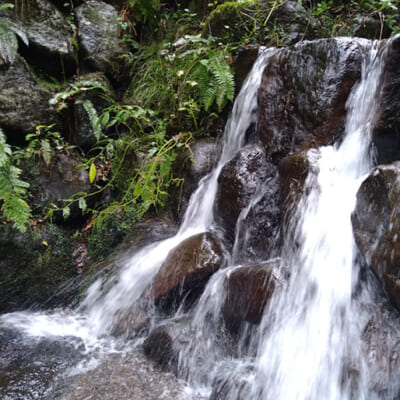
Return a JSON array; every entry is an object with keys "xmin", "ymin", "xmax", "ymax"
[
  {"xmin": 0, "ymin": 4, "xmax": 28, "ymax": 66},
  {"xmin": 76, "ymin": 99, "xmax": 102, "ymax": 141},
  {"xmin": 191, "ymin": 52, "xmax": 235, "ymax": 112},
  {"xmin": 0, "ymin": 129, "xmax": 31, "ymax": 232}
]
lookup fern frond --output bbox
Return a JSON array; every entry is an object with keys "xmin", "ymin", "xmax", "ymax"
[
  {"xmin": 1, "ymin": 192, "xmax": 31, "ymax": 233},
  {"xmin": 77, "ymin": 99, "xmax": 102, "ymax": 141},
  {"xmin": 0, "ymin": 17, "xmax": 28, "ymax": 66}
]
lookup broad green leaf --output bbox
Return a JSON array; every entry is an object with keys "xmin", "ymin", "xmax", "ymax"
[{"xmin": 89, "ymin": 163, "xmax": 97, "ymax": 183}]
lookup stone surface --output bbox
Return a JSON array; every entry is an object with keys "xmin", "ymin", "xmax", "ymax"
[
  {"xmin": 352, "ymin": 162, "xmax": 400, "ymax": 310},
  {"xmin": 143, "ymin": 317, "xmax": 192, "ymax": 374},
  {"xmin": 0, "ymin": 223, "xmax": 77, "ymax": 313},
  {"xmin": 215, "ymin": 144, "xmax": 276, "ymax": 241},
  {"xmin": 36, "ymin": 153, "xmax": 93, "ymax": 221},
  {"xmin": 61, "ymin": 73, "xmax": 115, "ymax": 150},
  {"xmin": 75, "ymin": 1, "xmax": 128, "ymax": 80},
  {"xmin": 153, "ymin": 232, "xmax": 227, "ymax": 310},
  {"xmin": 170, "ymin": 138, "xmax": 220, "ymax": 221},
  {"xmin": 222, "ymin": 259, "xmax": 281, "ymax": 332},
  {"xmin": 0, "ymin": 55, "xmax": 56, "ymax": 139},
  {"xmin": 372, "ymin": 35, "xmax": 400, "ymax": 164},
  {"xmin": 258, "ymin": 38, "xmax": 365, "ymax": 164},
  {"xmin": 0, "ymin": 0, "xmax": 76, "ymax": 76}
]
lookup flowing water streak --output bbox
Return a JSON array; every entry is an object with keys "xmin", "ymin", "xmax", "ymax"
[{"xmin": 253, "ymin": 39, "xmax": 387, "ymax": 400}]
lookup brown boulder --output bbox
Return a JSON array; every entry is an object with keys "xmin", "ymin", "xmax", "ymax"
[
  {"xmin": 222, "ymin": 259, "xmax": 282, "ymax": 332},
  {"xmin": 258, "ymin": 38, "xmax": 366, "ymax": 163},
  {"xmin": 153, "ymin": 232, "xmax": 227, "ymax": 310},
  {"xmin": 352, "ymin": 162, "xmax": 400, "ymax": 310}
]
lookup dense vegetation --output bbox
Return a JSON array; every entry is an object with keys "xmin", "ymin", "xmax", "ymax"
[{"xmin": 0, "ymin": 0, "xmax": 399, "ymax": 263}]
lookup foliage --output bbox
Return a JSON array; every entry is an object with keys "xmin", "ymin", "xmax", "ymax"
[
  {"xmin": 0, "ymin": 128, "xmax": 31, "ymax": 232},
  {"xmin": 126, "ymin": 35, "xmax": 235, "ymax": 131},
  {"xmin": 0, "ymin": 3, "xmax": 28, "ymax": 66}
]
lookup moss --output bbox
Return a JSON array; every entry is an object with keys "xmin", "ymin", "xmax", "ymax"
[{"xmin": 201, "ymin": 1, "xmax": 258, "ymax": 43}]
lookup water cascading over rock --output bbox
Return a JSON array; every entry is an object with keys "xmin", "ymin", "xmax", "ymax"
[{"xmin": 2, "ymin": 36, "xmax": 400, "ymax": 400}]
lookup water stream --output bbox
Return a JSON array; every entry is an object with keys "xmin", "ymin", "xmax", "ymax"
[{"xmin": 0, "ymin": 38, "xmax": 399, "ymax": 399}]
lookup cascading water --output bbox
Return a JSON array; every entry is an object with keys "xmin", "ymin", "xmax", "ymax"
[
  {"xmin": 251, "ymin": 40, "xmax": 387, "ymax": 400},
  {"xmin": 0, "ymin": 36, "xmax": 398, "ymax": 400}
]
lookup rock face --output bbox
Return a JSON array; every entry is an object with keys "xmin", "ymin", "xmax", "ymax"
[
  {"xmin": 215, "ymin": 145, "xmax": 277, "ymax": 241},
  {"xmin": 1, "ymin": 0, "xmax": 76, "ymax": 76},
  {"xmin": 170, "ymin": 139, "xmax": 220, "ymax": 222},
  {"xmin": 143, "ymin": 317, "xmax": 191, "ymax": 374},
  {"xmin": 258, "ymin": 38, "xmax": 365, "ymax": 163},
  {"xmin": 222, "ymin": 259, "xmax": 281, "ymax": 332},
  {"xmin": 0, "ymin": 55, "xmax": 56, "ymax": 139},
  {"xmin": 372, "ymin": 35, "xmax": 400, "ymax": 164},
  {"xmin": 352, "ymin": 162, "xmax": 400, "ymax": 310},
  {"xmin": 36, "ymin": 153, "xmax": 92, "ymax": 221},
  {"xmin": 75, "ymin": 1, "xmax": 127, "ymax": 80},
  {"xmin": 0, "ymin": 224, "xmax": 76, "ymax": 313},
  {"xmin": 153, "ymin": 232, "xmax": 227, "ymax": 310}
]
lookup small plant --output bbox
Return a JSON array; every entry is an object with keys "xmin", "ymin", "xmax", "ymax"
[
  {"xmin": 0, "ymin": 2, "xmax": 28, "ymax": 66},
  {"xmin": 0, "ymin": 128, "xmax": 31, "ymax": 232}
]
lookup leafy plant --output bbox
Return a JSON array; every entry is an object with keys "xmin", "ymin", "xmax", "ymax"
[
  {"xmin": 0, "ymin": 128, "xmax": 31, "ymax": 232},
  {"xmin": 0, "ymin": 2, "xmax": 28, "ymax": 66}
]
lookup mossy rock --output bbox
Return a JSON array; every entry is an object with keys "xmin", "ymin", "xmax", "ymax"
[
  {"xmin": 0, "ymin": 223, "xmax": 78, "ymax": 313},
  {"xmin": 202, "ymin": 1, "xmax": 258, "ymax": 43}
]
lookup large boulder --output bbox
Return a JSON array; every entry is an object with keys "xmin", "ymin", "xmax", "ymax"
[
  {"xmin": 0, "ymin": 0, "xmax": 76, "ymax": 76},
  {"xmin": 258, "ymin": 38, "xmax": 366, "ymax": 164},
  {"xmin": 153, "ymin": 232, "xmax": 227, "ymax": 310},
  {"xmin": 352, "ymin": 162, "xmax": 400, "ymax": 310},
  {"xmin": 215, "ymin": 144, "xmax": 277, "ymax": 241},
  {"xmin": 169, "ymin": 138, "xmax": 220, "ymax": 222},
  {"xmin": 75, "ymin": 1, "xmax": 128, "ymax": 80},
  {"xmin": 0, "ymin": 55, "xmax": 56, "ymax": 140},
  {"xmin": 372, "ymin": 35, "xmax": 400, "ymax": 164},
  {"xmin": 222, "ymin": 259, "xmax": 282, "ymax": 333}
]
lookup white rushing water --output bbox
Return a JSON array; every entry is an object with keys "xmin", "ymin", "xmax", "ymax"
[{"xmin": 252, "ymin": 40, "xmax": 388, "ymax": 400}]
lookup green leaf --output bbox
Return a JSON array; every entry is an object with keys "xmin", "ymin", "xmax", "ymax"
[
  {"xmin": 62, "ymin": 206, "xmax": 71, "ymax": 220},
  {"xmin": 78, "ymin": 197, "xmax": 87, "ymax": 213},
  {"xmin": 89, "ymin": 163, "xmax": 97, "ymax": 184}
]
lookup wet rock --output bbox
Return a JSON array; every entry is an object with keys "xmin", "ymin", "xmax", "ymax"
[
  {"xmin": 222, "ymin": 259, "xmax": 281, "ymax": 332},
  {"xmin": 169, "ymin": 138, "xmax": 220, "ymax": 222},
  {"xmin": 215, "ymin": 144, "xmax": 276, "ymax": 240},
  {"xmin": 0, "ymin": 55, "xmax": 56, "ymax": 139},
  {"xmin": 116, "ymin": 216, "xmax": 177, "ymax": 261},
  {"xmin": 61, "ymin": 73, "xmax": 115, "ymax": 150},
  {"xmin": 202, "ymin": 1, "xmax": 314, "ymax": 45},
  {"xmin": 278, "ymin": 149, "xmax": 320, "ymax": 222},
  {"xmin": 233, "ymin": 46, "xmax": 259, "ymax": 93},
  {"xmin": 47, "ymin": 349, "xmax": 185, "ymax": 400},
  {"xmin": 153, "ymin": 232, "xmax": 227, "ymax": 310},
  {"xmin": 372, "ymin": 35, "xmax": 400, "ymax": 164},
  {"xmin": 0, "ymin": 0, "xmax": 76, "ymax": 76},
  {"xmin": 143, "ymin": 317, "xmax": 191, "ymax": 374},
  {"xmin": 75, "ymin": 1, "xmax": 128, "ymax": 80},
  {"xmin": 0, "ymin": 328, "xmax": 83, "ymax": 400},
  {"xmin": 0, "ymin": 223, "xmax": 76, "ymax": 313},
  {"xmin": 210, "ymin": 361, "xmax": 254, "ymax": 400},
  {"xmin": 36, "ymin": 153, "xmax": 93, "ymax": 222},
  {"xmin": 258, "ymin": 38, "xmax": 365, "ymax": 164},
  {"xmin": 110, "ymin": 304, "xmax": 151, "ymax": 339},
  {"xmin": 352, "ymin": 162, "xmax": 400, "ymax": 310}
]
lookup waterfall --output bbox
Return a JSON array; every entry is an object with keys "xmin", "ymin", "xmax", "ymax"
[
  {"xmin": 252, "ymin": 41, "xmax": 387, "ymax": 400},
  {"xmin": 0, "ymin": 37, "xmax": 397, "ymax": 400}
]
